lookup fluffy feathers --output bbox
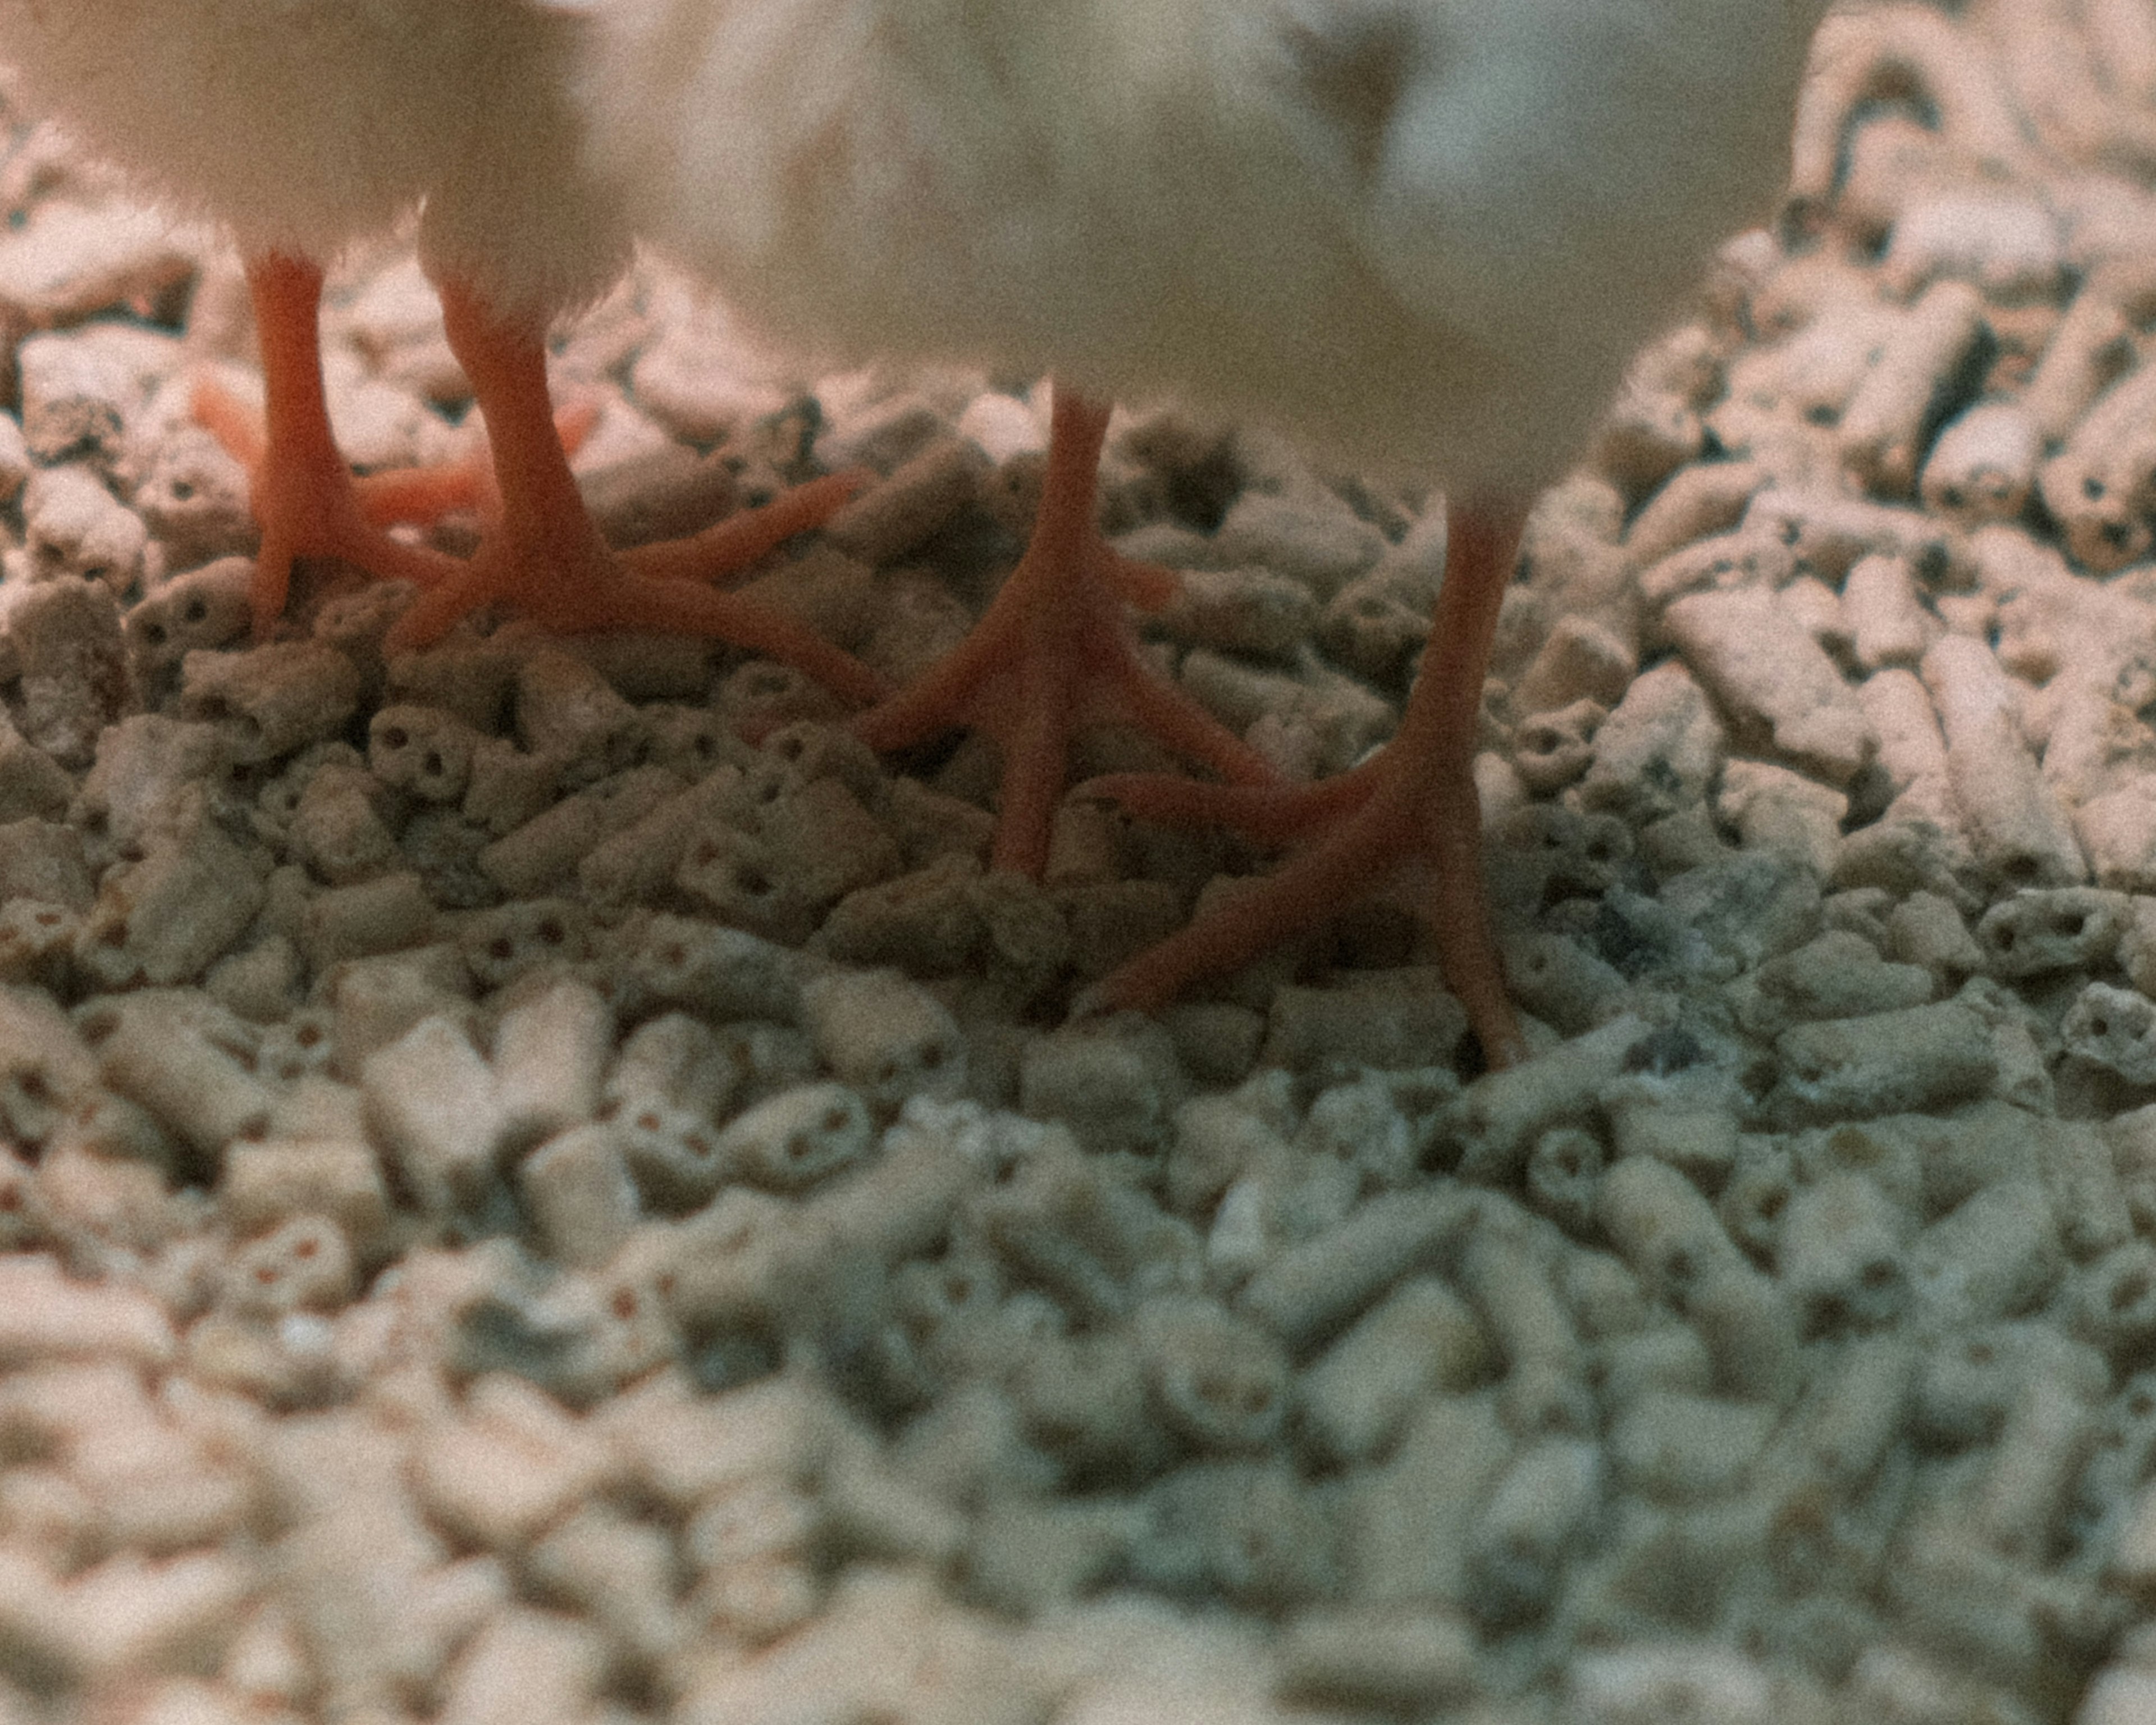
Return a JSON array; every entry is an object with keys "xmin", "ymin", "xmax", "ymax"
[
  {"xmin": 0, "ymin": 0, "xmax": 627, "ymax": 326},
  {"xmin": 579, "ymin": 0, "xmax": 1828, "ymax": 482}
]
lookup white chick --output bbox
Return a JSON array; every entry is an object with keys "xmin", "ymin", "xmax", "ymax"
[
  {"xmin": 0, "ymin": 0, "xmax": 879, "ymax": 695},
  {"xmin": 582, "ymin": 0, "xmax": 1830, "ymax": 1066}
]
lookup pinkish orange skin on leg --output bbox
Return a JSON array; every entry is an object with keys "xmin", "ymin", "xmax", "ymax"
[
  {"xmin": 200, "ymin": 256, "xmax": 881, "ymax": 705},
  {"xmin": 193, "ymin": 252, "xmax": 462, "ymax": 638},
  {"xmin": 376, "ymin": 278, "xmax": 885, "ymax": 703},
  {"xmin": 351, "ymin": 397, "xmax": 600, "ymax": 527},
  {"xmin": 853, "ymin": 385, "xmax": 1279, "ymax": 878},
  {"xmin": 199, "ymin": 291, "xmax": 597, "ymax": 542},
  {"xmin": 1086, "ymin": 502, "xmax": 1529, "ymax": 1071}
]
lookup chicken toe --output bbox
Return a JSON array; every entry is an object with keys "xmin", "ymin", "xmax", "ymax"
[
  {"xmin": 853, "ymin": 385, "xmax": 1279, "ymax": 878},
  {"xmin": 378, "ymin": 275, "xmax": 885, "ymax": 705},
  {"xmin": 1085, "ymin": 501, "xmax": 1529, "ymax": 1071}
]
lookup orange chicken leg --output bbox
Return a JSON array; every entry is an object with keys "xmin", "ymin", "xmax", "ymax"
[
  {"xmin": 854, "ymin": 385, "xmax": 1279, "ymax": 877},
  {"xmin": 198, "ymin": 259, "xmax": 600, "ymax": 558},
  {"xmin": 190, "ymin": 252, "xmax": 463, "ymax": 638},
  {"xmin": 1086, "ymin": 501, "xmax": 1529, "ymax": 1070},
  {"xmin": 198, "ymin": 255, "xmax": 880, "ymax": 702},
  {"xmin": 377, "ymin": 278, "xmax": 884, "ymax": 701}
]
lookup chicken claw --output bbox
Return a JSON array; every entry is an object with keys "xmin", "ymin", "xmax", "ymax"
[
  {"xmin": 855, "ymin": 385, "xmax": 1278, "ymax": 878},
  {"xmin": 1085, "ymin": 502, "xmax": 1529, "ymax": 1071},
  {"xmin": 377, "ymin": 278, "xmax": 886, "ymax": 704}
]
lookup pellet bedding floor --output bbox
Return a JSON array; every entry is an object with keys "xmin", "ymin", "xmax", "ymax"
[{"xmin": 1, "ymin": 3, "xmax": 2154, "ymax": 1723}]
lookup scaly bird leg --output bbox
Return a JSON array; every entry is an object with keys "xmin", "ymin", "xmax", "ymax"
[
  {"xmin": 191, "ymin": 252, "xmax": 462, "ymax": 637},
  {"xmin": 351, "ymin": 397, "xmax": 601, "ymax": 527},
  {"xmin": 854, "ymin": 384, "xmax": 1278, "ymax": 878},
  {"xmin": 1086, "ymin": 500, "xmax": 1529, "ymax": 1071},
  {"xmin": 380, "ymin": 276, "xmax": 885, "ymax": 705}
]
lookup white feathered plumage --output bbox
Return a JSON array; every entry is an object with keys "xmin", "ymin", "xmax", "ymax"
[
  {"xmin": 583, "ymin": 0, "xmax": 1825, "ymax": 485},
  {"xmin": 0, "ymin": 0, "xmax": 626, "ymax": 354}
]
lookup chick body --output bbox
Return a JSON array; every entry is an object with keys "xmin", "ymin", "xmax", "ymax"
[
  {"xmin": 0, "ymin": 0, "xmax": 625, "ymax": 322},
  {"xmin": 589, "ymin": 0, "xmax": 1824, "ymax": 485},
  {"xmin": 582, "ymin": 0, "xmax": 1831, "ymax": 1066}
]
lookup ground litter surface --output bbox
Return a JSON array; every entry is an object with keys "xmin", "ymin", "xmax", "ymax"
[{"xmin": 4, "ymin": 3, "xmax": 2156, "ymax": 1723}]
